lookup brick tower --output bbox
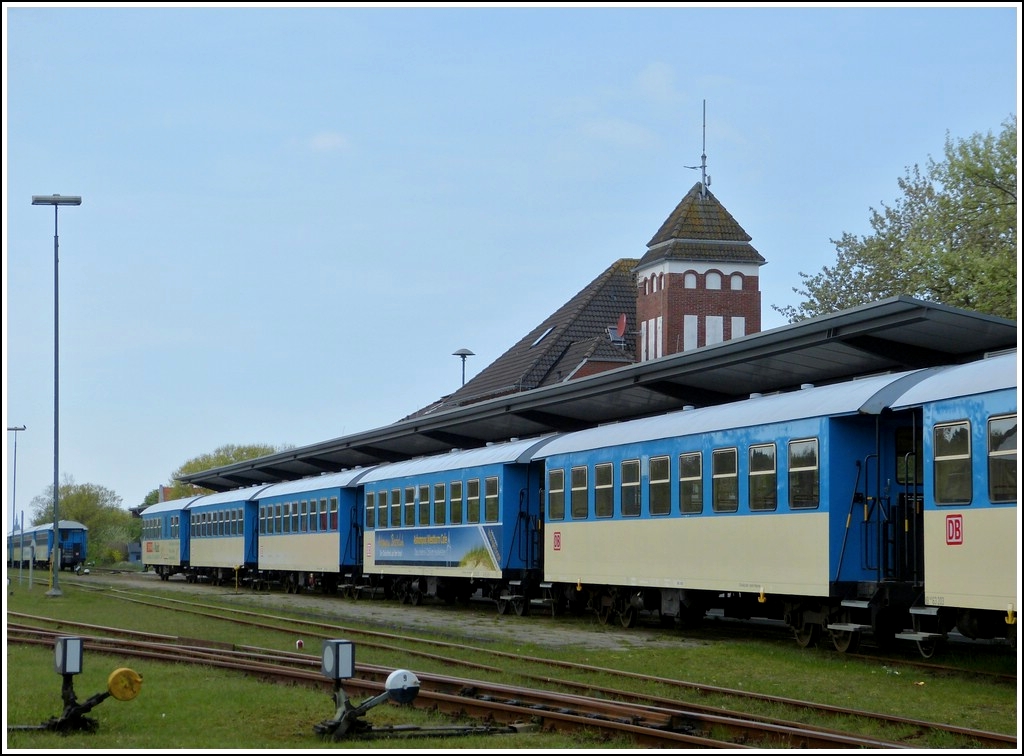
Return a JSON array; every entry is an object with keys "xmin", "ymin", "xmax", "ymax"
[{"xmin": 634, "ymin": 177, "xmax": 765, "ymax": 362}]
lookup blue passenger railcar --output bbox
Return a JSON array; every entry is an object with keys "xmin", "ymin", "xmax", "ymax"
[
  {"xmin": 534, "ymin": 368, "xmax": 937, "ymax": 651},
  {"xmin": 185, "ymin": 485, "xmax": 270, "ymax": 585},
  {"xmin": 889, "ymin": 350, "xmax": 1018, "ymax": 655},
  {"xmin": 141, "ymin": 496, "xmax": 202, "ymax": 580},
  {"xmin": 7, "ymin": 520, "xmax": 88, "ymax": 572},
  {"xmin": 359, "ymin": 437, "xmax": 554, "ymax": 611},
  {"xmin": 251, "ymin": 468, "xmax": 376, "ymax": 593}
]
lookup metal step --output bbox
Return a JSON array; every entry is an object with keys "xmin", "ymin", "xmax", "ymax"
[
  {"xmin": 895, "ymin": 630, "xmax": 944, "ymax": 641},
  {"xmin": 827, "ymin": 623, "xmax": 871, "ymax": 633}
]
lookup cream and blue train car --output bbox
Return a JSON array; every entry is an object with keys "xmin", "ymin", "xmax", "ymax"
[
  {"xmin": 890, "ymin": 349, "xmax": 1018, "ymax": 656},
  {"xmin": 359, "ymin": 436, "xmax": 554, "ymax": 610},
  {"xmin": 184, "ymin": 484, "xmax": 271, "ymax": 585},
  {"xmin": 250, "ymin": 468, "xmax": 376, "ymax": 594},
  {"xmin": 533, "ymin": 368, "xmax": 944, "ymax": 652},
  {"xmin": 7, "ymin": 520, "xmax": 88, "ymax": 572},
  {"xmin": 141, "ymin": 496, "xmax": 203, "ymax": 580}
]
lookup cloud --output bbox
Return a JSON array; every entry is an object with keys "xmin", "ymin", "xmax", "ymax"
[
  {"xmin": 635, "ymin": 62, "xmax": 680, "ymax": 105},
  {"xmin": 579, "ymin": 117, "xmax": 657, "ymax": 148},
  {"xmin": 307, "ymin": 131, "xmax": 350, "ymax": 153}
]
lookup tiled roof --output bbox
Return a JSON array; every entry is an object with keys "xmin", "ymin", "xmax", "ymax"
[
  {"xmin": 407, "ymin": 258, "xmax": 639, "ymax": 418},
  {"xmin": 640, "ymin": 181, "xmax": 765, "ymax": 267}
]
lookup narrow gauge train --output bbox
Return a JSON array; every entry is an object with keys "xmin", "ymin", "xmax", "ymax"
[
  {"xmin": 141, "ymin": 350, "xmax": 1017, "ymax": 656},
  {"xmin": 7, "ymin": 520, "xmax": 89, "ymax": 572}
]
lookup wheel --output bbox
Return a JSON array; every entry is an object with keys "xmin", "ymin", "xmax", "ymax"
[
  {"xmin": 496, "ymin": 598, "xmax": 509, "ymax": 615},
  {"xmin": 513, "ymin": 596, "xmax": 528, "ymax": 617},
  {"xmin": 830, "ymin": 628, "xmax": 861, "ymax": 654},
  {"xmin": 794, "ymin": 623, "xmax": 820, "ymax": 648},
  {"xmin": 409, "ymin": 589, "xmax": 421, "ymax": 606},
  {"xmin": 597, "ymin": 597, "xmax": 614, "ymax": 625}
]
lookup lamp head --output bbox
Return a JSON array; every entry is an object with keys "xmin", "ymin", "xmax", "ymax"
[{"xmin": 32, "ymin": 194, "xmax": 82, "ymax": 206}]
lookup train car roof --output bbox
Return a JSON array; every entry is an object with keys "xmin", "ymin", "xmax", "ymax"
[
  {"xmin": 358, "ymin": 435, "xmax": 556, "ymax": 483},
  {"xmin": 890, "ymin": 349, "xmax": 1018, "ymax": 409},
  {"xmin": 186, "ymin": 483, "xmax": 276, "ymax": 509},
  {"xmin": 256, "ymin": 467, "xmax": 379, "ymax": 498},
  {"xmin": 534, "ymin": 369, "xmax": 926, "ymax": 456},
  {"xmin": 9, "ymin": 519, "xmax": 89, "ymax": 537},
  {"xmin": 142, "ymin": 496, "xmax": 205, "ymax": 515}
]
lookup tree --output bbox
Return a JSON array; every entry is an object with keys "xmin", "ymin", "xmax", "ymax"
[
  {"xmin": 774, "ymin": 116, "xmax": 1017, "ymax": 323},
  {"xmin": 143, "ymin": 443, "xmax": 292, "ymax": 504},
  {"xmin": 29, "ymin": 475, "xmax": 141, "ymax": 564}
]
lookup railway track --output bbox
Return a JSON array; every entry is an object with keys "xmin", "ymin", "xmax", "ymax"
[{"xmin": 9, "ymin": 593, "xmax": 1017, "ymax": 750}]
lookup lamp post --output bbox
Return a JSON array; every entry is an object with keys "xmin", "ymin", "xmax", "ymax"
[
  {"xmin": 452, "ymin": 348, "xmax": 474, "ymax": 387},
  {"xmin": 7, "ymin": 425, "xmax": 26, "ymax": 572},
  {"xmin": 32, "ymin": 193, "xmax": 82, "ymax": 598}
]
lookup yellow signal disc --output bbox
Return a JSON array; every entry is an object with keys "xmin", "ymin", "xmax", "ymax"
[{"xmin": 107, "ymin": 667, "xmax": 143, "ymax": 701}]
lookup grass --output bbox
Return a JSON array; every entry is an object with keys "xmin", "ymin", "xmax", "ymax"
[{"xmin": 4, "ymin": 577, "xmax": 1019, "ymax": 750}]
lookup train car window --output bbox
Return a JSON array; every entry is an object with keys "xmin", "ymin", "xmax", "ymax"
[
  {"xmin": 300, "ymin": 501, "xmax": 308, "ymax": 532},
  {"xmin": 595, "ymin": 463, "xmax": 613, "ymax": 518},
  {"xmin": 621, "ymin": 459, "xmax": 640, "ymax": 517},
  {"xmin": 172, "ymin": 515, "xmax": 179, "ymax": 539},
  {"xmin": 419, "ymin": 484, "xmax": 431, "ymax": 525},
  {"xmin": 329, "ymin": 497, "xmax": 339, "ymax": 531},
  {"xmin": 433, "ymin": 482, "xmax": 446, "ymax": 524},
  {"xmin": 259, "ymin": 506, "xmax": 266, "ymax": 535},
  {"xmin": 275, "ymin": 503, "xmax": 283, "ymax": 534},
  {"xmin": 712, "ymin": 448, "xmax": 739, "ymax": 513},
  {"xmin": 376, "ymin": 491, "xmax": 387, "ymax": 529},
  {"xmin": 390, "ymin": 489, "xmax": 402, "ymax": 527},
  {"xmin": 283, "ymin": 503, "xmax": 291, "ymax": 534},
  {"xmin": 365, "ymin": 493, "xmax": 375, "ymax": 529},
  {"xmin": 895, "ymin": 427, "xmax": 923, "ymax": 486},
  {"xmin": 404, "ymin": 487, "xmax": 416, "ymax": 527},
  {"xmin": 934, "ymin": 421, "xmax": 972, "ymax": 504},
  {"xmin": 788, "ymin": 439, "xmax": 819, "ymax": 509},
  {"xmin": 467, "ymin": 478, "xmax": 481, "ymax": 523},
  {"xmin": 987, "ymin": 414, "xmax": 1017, "ymax": 503},
  {"xmin": 748, "ymin": 444, "xmax": 778, "ymax": 512},
  {"xmin": 649, "ymin": 456, "xmax": 671, "ymax": 515},
  {"xmin": 292, "ymin": 501, "xmax": 300, "ymax": 533},
  {"xmin": 451, "ymin": 481, "xmax": 464, "ymax": 524},
  {"xmin": 679, "ymin": 450, "xmax": 704, "ymax": 516},
  {"xmin": 548, "ymin": 469, "xmax": 565, "ymax": 521},
  {"xmin": 679, "ymin": 452, "xmax": 702, "ymax": 514},
  {"xmin": 570, "ymin": 466, "xmax": 588, "ymax": 519},
  {"xmin": 484, "ymin": 477, "xmax": 499, "ymax": 522}
]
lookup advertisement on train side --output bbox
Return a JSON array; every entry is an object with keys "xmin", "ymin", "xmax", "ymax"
[{"xmin": 368, "ymin": 524, "xmax": 502, "ymax": 576}]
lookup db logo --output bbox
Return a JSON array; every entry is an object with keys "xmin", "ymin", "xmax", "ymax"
[
  {"xmin": 553, "ymin": 531, "xmax": 561, "ymax": 551},
  {"xmin": 945, "ymin": 514, "xmax": 963, "ymax": 545}
]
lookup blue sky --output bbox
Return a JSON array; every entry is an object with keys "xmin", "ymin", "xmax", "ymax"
[{"xmin": 3, "ymin": 3, "xmax": 1019, "ymax": 518}]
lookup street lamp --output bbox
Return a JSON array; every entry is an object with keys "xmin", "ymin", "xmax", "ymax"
[
  {"xmin": 7, "ymin": 425, "xmax": 26, "ymax": 572},
  {"xmin": 32, "ymin": 193, "xmax": 82, "ymax": 598},
  {"xmin": 452, "ymin": 348, "xmax": 474, "ymax": 387}
]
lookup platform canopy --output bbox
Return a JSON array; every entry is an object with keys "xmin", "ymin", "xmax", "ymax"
[{"xmin": 178, "ymin": 297, "xmax": 1017, "ymax": 493}]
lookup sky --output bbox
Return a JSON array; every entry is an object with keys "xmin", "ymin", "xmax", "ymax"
[{"xmin": 2, "ymin": 3, "xmax": 1020, "ymax": 524}]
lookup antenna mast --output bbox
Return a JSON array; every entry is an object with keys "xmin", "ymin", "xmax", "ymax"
[
  {"xmin": 699, "ymin": 99, "xmax": 710, "ymax": 197},
  {"xmin": 684, "ymin": 99, "xmax": 711, "ymax": 198}
]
